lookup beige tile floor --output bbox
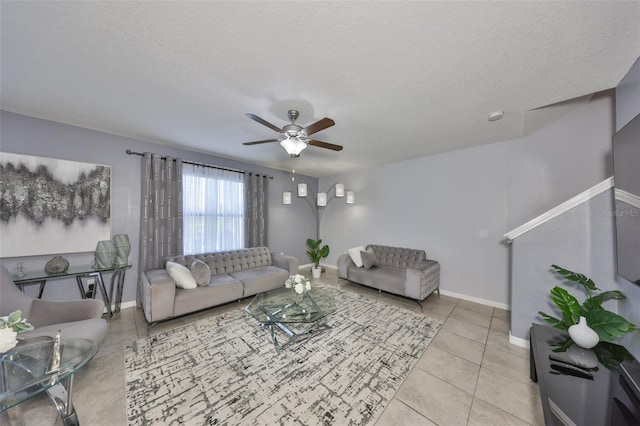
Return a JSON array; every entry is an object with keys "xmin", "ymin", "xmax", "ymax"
[{"xmin": 13, "ymin": 268, "xmax": 544, "ymax": 425}]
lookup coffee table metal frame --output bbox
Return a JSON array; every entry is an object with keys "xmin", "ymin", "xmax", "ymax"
[
  {"xmin": 0, "ymin": 337, "xmax": 98, "ymax": 426},
  {"xmin": 245, "ymin": 287, "xmax": 336, "ymax": 352}
]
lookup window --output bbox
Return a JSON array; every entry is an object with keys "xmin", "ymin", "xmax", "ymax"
[{"xmin": 183, "ymin": 164, "xmax": 244, "ymax": 254}]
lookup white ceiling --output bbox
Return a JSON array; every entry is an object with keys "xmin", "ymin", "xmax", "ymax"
[{"xmin": 1, "ymin": 1, "xmax": 639, "ymax": 177}]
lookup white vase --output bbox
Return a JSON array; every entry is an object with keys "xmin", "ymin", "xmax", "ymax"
[
  {"xmin": 568, "ymin": 316, "xmax": 599, "ymax": 349},
  {"xmin": 312, "ymin": 266, "xmax": 321, "ymax": 279},
  {"xmin": 0, "ymin": 328, "xmax": 18, "ymax": 353}
]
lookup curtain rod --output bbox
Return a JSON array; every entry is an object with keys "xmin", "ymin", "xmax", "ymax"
[{"xmin": 126, "ymin": 149, "xmax": 273, "ymax": 179}]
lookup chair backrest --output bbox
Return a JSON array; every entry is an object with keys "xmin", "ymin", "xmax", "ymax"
[{"xmin": 0, "ymin": 265, "xmax": 34, "ymax": 318}]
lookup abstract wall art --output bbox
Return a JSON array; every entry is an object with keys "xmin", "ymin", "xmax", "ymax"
[{"xmin": 0, "ymin": 152, "xmax": 111, "ymax": 257}]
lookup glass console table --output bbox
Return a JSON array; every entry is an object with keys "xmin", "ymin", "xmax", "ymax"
[
  {"xmin": 0, "ymin": 337, "xmax": 98, "ymax": 426},
  {"xmin": 12, "ymin": 264, "xmax": 131, "ymax": 319}
]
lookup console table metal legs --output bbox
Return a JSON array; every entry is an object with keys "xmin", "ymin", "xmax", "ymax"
[
  {"xmin": 75, "ymin": 266, "xmax": 129, "ymax": 319},
  {"xmin": 75, "ymin": 272, "xmax": 111, "ymax": 318}
]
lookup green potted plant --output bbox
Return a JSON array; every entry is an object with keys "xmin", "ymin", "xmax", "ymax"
[
  {"xmin": 538, "ymin": 265, "xmax": 637, "ymax": 347},
  {"xmin": 306, "ymin": 238, "xmax": 330, "ymax": 278}
]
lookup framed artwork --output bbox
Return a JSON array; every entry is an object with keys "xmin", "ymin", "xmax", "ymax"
[{"xmin": 0, "ymin": 152, "xmax": 111, "ymax": 257}]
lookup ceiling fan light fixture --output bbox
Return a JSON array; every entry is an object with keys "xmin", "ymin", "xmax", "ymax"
[{"xmin": 280, "ymin": 136, "xmax": 308, "ymax": 158}]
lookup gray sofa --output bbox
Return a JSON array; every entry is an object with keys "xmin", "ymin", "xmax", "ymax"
[
  {"xmin": 338, "ymin": 244, "xmax": 440, "ymax": 301},
  {"xmin": 140, "ymin": 246, "xmax": 298, "ymax": 323}
]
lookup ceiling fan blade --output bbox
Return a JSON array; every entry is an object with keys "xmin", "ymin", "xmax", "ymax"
[
  {"xmin": 243, "ymin": 139, "xmax": 280, "ymax": 145},
  {"xmin": 245, "ymin": 113, "xmax": 283, "ymax": 134},
  {"xmin": 308, "ymin": 139, "xmax": 343, "ymax": 151},
  {"xmin": 303, "ymin": 118, "xmax": 335, "ymax": 136}
]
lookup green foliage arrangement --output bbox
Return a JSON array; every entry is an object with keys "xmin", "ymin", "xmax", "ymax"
[
  {"xmin": 306, "ymin": 238, "xmax": 330, "ymax": 267},
  {"xmin": 539, "ymin": 265, "xmax": 637, "ymax": 343},
  {"xmin": 0, "ymin": 310, "xmax": 33, "ymax": 333}
]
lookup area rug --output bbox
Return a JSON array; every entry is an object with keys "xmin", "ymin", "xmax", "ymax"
[{"xmin": 124, "ymin": 287, "xmax": 442, "ymax": 425}]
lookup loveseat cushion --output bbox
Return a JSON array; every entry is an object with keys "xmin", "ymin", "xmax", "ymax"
[
  {"xmin": 231, "ymin": 266, "xmax": 289, "ymax": 297},
  {"xmin": 361, "ymin": 248, "xmax": 377, "ymax": 270},
  {"xmin": 347, "ymin": 265, "xmax": 405, "ymax": 293},
  {"xmin": 173, "ymin": 274, "xmax": 243, "ymax": 317},
  {"xmin": 368, "ymin": 245, "xmax": 426, "ymax": 269}
]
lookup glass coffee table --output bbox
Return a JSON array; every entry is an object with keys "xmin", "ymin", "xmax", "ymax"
[
  {"xmin": 0, "ymin": 337, "xmax": 98, "ymax": 425},
  {"xmin": 245, "ymin": 286, "xmax": 336, "ymax": 351}
]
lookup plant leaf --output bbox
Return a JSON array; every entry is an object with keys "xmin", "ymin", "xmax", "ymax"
[
  {"xmin": 551, "ymin": 265, "xmax": 599, "ymax": 291},
  {"xmin": 548, "ymin": 286, "xmax": 582, "ymax": 325},
  {"xmin": 8, "ymin": 310, "xmax": 22, "ymax": 324},
  {"xmin": 590, "ymin": 290, "xmax": 627, "ymax": 305},
  {"xmin": 538, "ymin": 311, "xmax": 569, "ymax": 330},
  {"xmin": 592, "ymin": 341, "xmax": 635, "ymax": 371},
  {"xmin": 585, "ymin": 308, "xmax": 638, "ymax": 342}
]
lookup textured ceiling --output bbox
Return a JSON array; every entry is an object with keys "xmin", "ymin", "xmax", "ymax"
[{"xmin": 1, "ymin": 1, "xmax": 639, "ymax": 177}]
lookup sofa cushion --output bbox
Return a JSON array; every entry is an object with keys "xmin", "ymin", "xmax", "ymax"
[
  {"xmin": 203, "ymin": 247, "xmax": 273, "ymax": 275},
  {"xmin": 348, "ymin": 265, "xmax": 405, "ymax": 294},
  {"xmin": 361, "ymin": 248, "xmax": 377, "ymax": 270},
  {"xmin": 166, "ymin": 261, "xmax": 197, "ymax": 289},
  {"xmin": 231, "ymin": 266, "xmax": 289, "ymax": 297},
  {"xmin": 190, "ymin": 259, "xmax": 212, "ymax": 287},
  {"xmin": 173, "ymin": 275, "xmax": 243, "ymax": 316},
  {"xmin": 348, "ymin": 246, "xmax": 366, "ymax": 267},
  {"xmin": 368, "ymin": 245, "xmax": 426, "ymax": 269}
]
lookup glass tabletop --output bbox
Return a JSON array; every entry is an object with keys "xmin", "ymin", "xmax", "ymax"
[
  {"xmin": 13, "ymin": 264, "xmax": 132, "ymax": 284},
  {"xmin": 0, "ymin": 337, "xmax": 98, "ymax": 411},
  {"xmin": 245, "ymin": 286, "xmax": 336, "ymax": 324}
]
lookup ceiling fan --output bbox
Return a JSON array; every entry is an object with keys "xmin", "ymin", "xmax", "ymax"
[{"xmin": 243, "ymin": 109, "xmax": 343, "ymax": 158}]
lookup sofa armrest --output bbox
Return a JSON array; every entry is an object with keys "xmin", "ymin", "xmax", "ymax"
[
  {"xmin": 271, "ymin": 253, "xmax": 299, "ymax": 275},
  {"xmin": 337, "ymin": 253, "xmax": 353, "ymax": 279},
  {"xmin": 28, "ymin": 298, "xmax": 105, "ymax": 328},
  {"xmin": 406, "ymin": 260, "xmax": 440, "ymax": 301},
  {"xmin": 140, "ymin": 269, "xmax": 176, "ymax": 323}
]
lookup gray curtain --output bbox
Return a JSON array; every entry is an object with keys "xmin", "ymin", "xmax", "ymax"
[
  {"xmin": 244, "ymin": 173, "xmax": 269, "ymax": 247},
  {"xmin": 138, "ymin": 153, "xmax": 184, "ymax": 274}
]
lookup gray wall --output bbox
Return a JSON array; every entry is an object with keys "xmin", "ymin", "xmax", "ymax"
[
  {"xmin": 0, "ymin": 110, "xmax": 317, "ymax": 305},
  {"xmin": 615, "ymin": 57, "xmax": 640, "ymax": 356},
  {"xmin": 320, "ymin": 92, "xmax": 614, "ymax": 306},
  {"xmin": 510, "ymin": 190, "xmax": 620, "ymax": 340},
  {"xmin": 509, "ymin": 57, "xmax": 640, "ymax": 358}
]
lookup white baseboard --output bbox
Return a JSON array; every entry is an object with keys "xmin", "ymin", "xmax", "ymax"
[
  {"xmin": 509, "ymin": 332, "xmax": 530, "ymax": 349},
  {"xmin": 299, "ymin": 263, "xmax": 338, "ymax": 270},
  {"xmin": 104, "ymin": 300, "xmax": 137, "ymax": 314},
  {"xmin": 438, "ymin": 289, "xmax": 510, "ymax": 311}
]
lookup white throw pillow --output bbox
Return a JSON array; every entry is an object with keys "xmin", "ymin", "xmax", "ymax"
[
  {"xmin": 348, "ymin": 246, "xmax": 367, "ymax": 268},
  {"xmin": 166, "ymin": 261, "xmax": 197, "ymax": 289}
]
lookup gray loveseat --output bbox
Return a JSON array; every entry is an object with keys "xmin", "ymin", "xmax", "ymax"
[
  {"xmin": 338, "ymin": 244, "xmax": 440, "ymax": 301},
  {"xmin": 140, "ymin": 247, "xmax": 298, "ymax": 323}
]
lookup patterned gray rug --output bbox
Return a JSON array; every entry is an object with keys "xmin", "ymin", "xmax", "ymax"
[{"xmin": 125, "ymin": 286, "xmax": 442, "ymax": 425}]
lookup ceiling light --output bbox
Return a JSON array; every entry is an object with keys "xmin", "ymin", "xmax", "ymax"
[
  {"xmin": 298, "ymin": 183, "xmax": 307, "ymax": 197},
  {"xmin": 283, "ymin": 191, "xmax": 292, "ymax": 205},
  {"xmin": 346, "ymin": 191, "xmax": 355, "ymax": 204},
  {"xmin": 280, "ymin": 136, "xmax": 308, "ymax": 158},
  {"xmin": 488, "ymin": 111, "xmax": 504, "ymax": 122}
]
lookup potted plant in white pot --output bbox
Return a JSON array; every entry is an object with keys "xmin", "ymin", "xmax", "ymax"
[
  {"xmin": 538, "ymin": 265, "xmax": 637, "ymax": 348},
  {"xmin": 306, "ymin": 238, "xmax": 330, "ymax": 279}
]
